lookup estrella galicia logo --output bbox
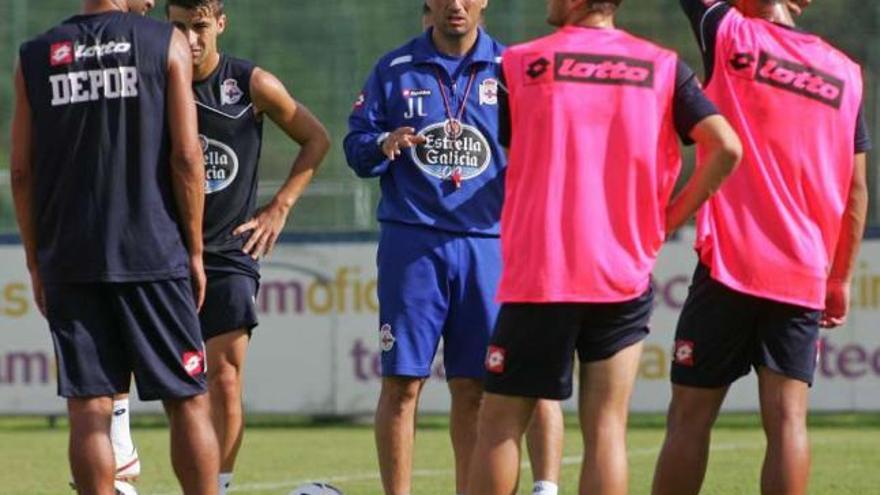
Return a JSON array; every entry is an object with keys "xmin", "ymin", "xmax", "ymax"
[
  {"xmin": 754, "ymin": 51, "xmax": 845, "ymax": 109},
  {"xmin": 554, "ymin": 53, "xmax": 654, "ymax": 88},
  {"xmin": 527, "ymin": 57, "xmax": 551, "ymax": 79},
  {"xmin": 200, "ymin": 135, "xmax": 239, "ymax": 194},
  {"xmin": 410, "ymin": 122, "xmax": 492, "ymax": 182},
  {"xmin": 730, "ymin": 52, "xmax": 755, "ymax": 71}
]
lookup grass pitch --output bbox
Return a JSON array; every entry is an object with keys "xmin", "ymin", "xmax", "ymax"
[{"xmin": 1, "ymin": 414, "xmax": 878, "ymax": 494}]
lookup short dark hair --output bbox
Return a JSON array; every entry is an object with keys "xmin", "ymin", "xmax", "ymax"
[
  {"xmin": 587, "ymin": 0, "xmax": 623, "ymax": 12},
  {"xmin": 166, "ymin": 0, "xmax": 224, "ymax": 16},
  {"xmin": 423, "ymin": 2, "xmax": 430, "ymax": 15}
]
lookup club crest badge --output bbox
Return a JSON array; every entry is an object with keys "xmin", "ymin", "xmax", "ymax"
[
  {"xmin": 379, "ymin": 324, "xmax": 396, "ymax": 352},
  {"xmin": 221, "ymin": 78, "xmax": 244, "ymax": 105},
  {"xmin": 479, "ymin": 78, "xmax": 498, "ymax": 105}
]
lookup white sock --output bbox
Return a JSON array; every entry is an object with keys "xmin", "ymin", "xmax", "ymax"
[
  {"xmin": 532, "ymin": 480, "xmax": 559, "ymax": 495},
  {"xmin": 110, "ymin": 398, "xmax": 135, "ymax": 456},
  {"xmin": 219, "ymin": 472, "xmax": 234, "ymax": 495}
]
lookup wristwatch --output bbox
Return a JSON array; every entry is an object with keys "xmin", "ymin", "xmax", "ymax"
[{"xmin": 376, "ymin": 132, "xmax": 390, "ymax": 150}]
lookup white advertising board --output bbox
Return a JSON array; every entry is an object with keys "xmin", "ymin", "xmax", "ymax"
[{"xmin": 1, "ymin": 237, "xmax": 878, "ymax": 414}]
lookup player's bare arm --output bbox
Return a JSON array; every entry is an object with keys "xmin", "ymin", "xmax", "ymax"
[
  {"xmin": 232, "ymin": 68, "xmax": 331, "ymax": 260},
  {"xmin": 822, "ymin": 152, "xmax": 869, "ymax": 329},
  {"xmin": 167, "ymin": 28, "xmax": 207, "ymax": 310},
  {"xmin": 9, "ymin": 61, "xmax": 43, "ymax": 316},
  {"xmin": 665, "ymin": 115, "xmax": 742, "ymax": 235}
]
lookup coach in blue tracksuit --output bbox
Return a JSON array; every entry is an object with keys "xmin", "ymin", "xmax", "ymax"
[{"xmin": 344, "ymin": 2, "xmax": 562, "ymax": 494}]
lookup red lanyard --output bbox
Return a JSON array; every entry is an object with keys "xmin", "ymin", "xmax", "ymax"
[
  {"xmin": 433, "ymin": 65, "xmax": 478, "ymax": 138},
  {"xmin": 432, "ymin": 65, "xmax": 478, "ymax": 188}
]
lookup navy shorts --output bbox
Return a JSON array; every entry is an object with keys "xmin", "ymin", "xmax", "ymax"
[
  {"xmin": 483, "ymin": 288, "xmax": 654, "ymax": 400},
  {"xmin": 671, "ymin": 264, "xmax": 821, "ymax": 387},
  {"xmin": 199, "ymin": 273, "xmax": 259, "ymax": 341},
  {"xmin": 377, "ymin": 222, "xmax": 501, "ymax": 379},
  {"xmin": 45, "ymin": 279, "xmax": 206, "ymax": 401}
]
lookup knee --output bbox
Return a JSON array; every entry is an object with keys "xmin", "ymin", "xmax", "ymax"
[
  {"xmin": 67, "ymin": 398, "xmax": 113, "ymax": 428},
  {"xmin": 208, "ymin": 362, "xmax": 242, "ymax": 401},
  {"xmin": 479, "ymin": 394, "xmax": 538, "ymax": 440},
  {"xmin": 380, "ymin": 378, "xmax": 422, "ymax": 408},
  {"xmin": 665, "ymin": 399, "xmax": 717, "ymax": 439},
  {"xmin": 68, "ymin": 397, "xmax": 112, "ymax": 416},
  {"xmin": 450, "ymin": 380, "xmax": 483, "ymax": 410},
  {"xmin": 533, "ymin": 399, "xmax": 562, "ymax": 425},
  {"xmin": 763, "ymin": 401, "xmax": 808, "ymax": 438},
  {"xmin": 583, "ymin": 410, "xmax": 628, "ymax": 442},
  {"xmin": 478, "ymin": 408, "xmax": 528, "ymax": 444},
  {"xmin": 164, "ymin": 393, "xmax": 210, "ymax": 419},
  {"xmin": 581, "ymin": 398, "xmax": 629, "ymax": 437}
]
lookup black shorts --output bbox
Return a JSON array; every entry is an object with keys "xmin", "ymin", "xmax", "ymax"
[
  {"xmin": 483, "ymin": 288, "xmax": 653, "ymax": 400},
  {"xmin": 671, "ymin": 264, "xmax": 821, "ymax": 387},
  {"xmin": 199, "ymin": 273, "xmax": 259, "ymax": 341},
  {"xmin": 46, "ymin": 279, "xmax": 206, "ymax": 401}
]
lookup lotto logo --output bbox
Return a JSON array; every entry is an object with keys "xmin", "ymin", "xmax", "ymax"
[
  {"xmin": 182, "ymin": 351, "xmax": 205, "ymax": 377},
  {"xmin": 50, "ymin": 42, "xmax": 73, "ymax": 66},
  {"xmin": 75, "ymin": 40, "xmax": 131, "ymax": 60},
  {"xmin": 729, "ymin": 52, "xmax": 756, "ymax": 71},
  {"xmin": 50, "ymin": 40, "xmax": 132, "ymax": 67},
  {"xmin": 353, "ymin": 91, "xmax": 366, "ymax": 110},
  {"xmin": 554, "ymin": 52, "xmax": 654, "ymax": 88},
  {"xmin": 485, "ymin": 346, "xmax": 506, "ymax": 374},
  {"xmin": 526, "ymin": 57, "xmax": 550, "ymax": 79},
  {"xmin": 673, "ymin": 340, "xmax": 695, "ymax": 367},
  {"xmin": 402, "ymin": 88, "xmax": 432, "ymax": 98},
  {"xmin": 755, "ymin": 51, "xmax": 845, "ymax": 109}
]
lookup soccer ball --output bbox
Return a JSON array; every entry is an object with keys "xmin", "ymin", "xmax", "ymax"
[{"xmin": 288, "ymin": 482, "xmax": 344, "ymax": 495}]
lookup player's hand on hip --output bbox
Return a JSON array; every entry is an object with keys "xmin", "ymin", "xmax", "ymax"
[
  {"xmin": 234, "ymin": 199, "xmax": 290, "ymax": 260},
  {"xmin": 29, "ymin": 271, "xmax": 46, "ymax": 318},
  {"xmin": 820, "ymin": 280, "xmax": 849, "ymax": 329},
  {"xmin": 190, "ymin": 254, "xmax": 207, "ymax": 312},
  {"xmin": 382, "ymin": 127, "xmax": 427, "ymax": 161}
]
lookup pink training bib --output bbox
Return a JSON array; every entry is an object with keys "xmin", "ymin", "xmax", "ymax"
[
  {"xmin": 696, "ymin": 9, "xmax": 864, "ymax": 309},
  {"xmin": 499, "ymin": 26, "xmax": 682, "ymax": 303}
]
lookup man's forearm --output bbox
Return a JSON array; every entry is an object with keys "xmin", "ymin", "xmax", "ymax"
[
  {"xmin": 10, "ymin": 63, "xmax": 38, "ymax": 272},
  {"xmin": 666, "ymin": 147, "xmax": 738, "ymax": 234},
  {"xmin": 170, "ymin": 154, "xmax": 205, "ymax": 256},
  {"xmin": 10, "ymin": 167, "xmax": 38, "ymax": 271},
  {"xmin": 666, "ymin": 116, "xmax": 742, "ymax": 234},
  {"xmin": 828, "ymin": 157, "xmax": 869, "ymax": 283},
  {"xmin": 274, "ymin": 137, "xmax": 330, "ymax": 209}
]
